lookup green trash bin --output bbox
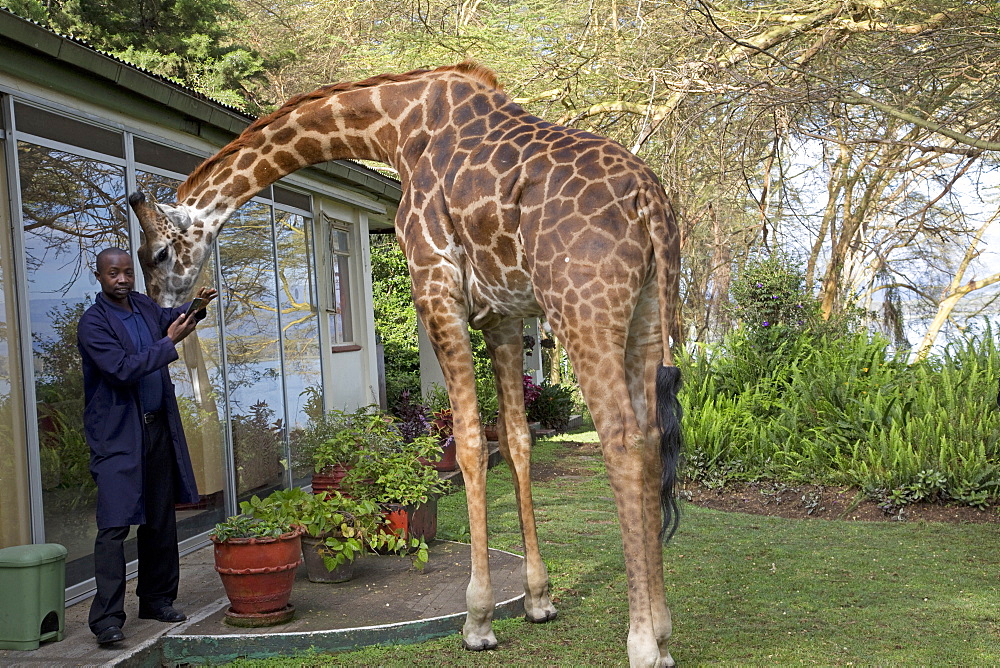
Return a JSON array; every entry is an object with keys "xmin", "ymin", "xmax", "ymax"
[{"xmin": 0, "ymin": 543, "xmax": 67, "ymax": 650}]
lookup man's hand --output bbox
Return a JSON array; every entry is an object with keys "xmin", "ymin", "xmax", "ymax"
[
  {"xmin": 167, "ymin": 312, "xmax": 198, "ymax": 343},
  {"xmin": 192, "ymin": 286, "xmax": 219, "ymax": 312},
  {"xmin": 169, "ymin": 287, "xmax": 218, "ymax": 343},
  {"xmin": 188, "ymin": 287, "xmax": 219, "ymax": 320}
]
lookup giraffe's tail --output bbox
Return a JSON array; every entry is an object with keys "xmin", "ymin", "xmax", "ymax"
[
  {"xmin": 643, "ymin": 184, "xmax": 684, "ymax": 542},
  {"xmin": 656, "ymin": 364, "xmax": 683, "ymax": 542}
]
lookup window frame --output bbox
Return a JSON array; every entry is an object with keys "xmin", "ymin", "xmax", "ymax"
[{"xmin": 323, "ymin": 213, "xmax": 357, "ymax": 349}]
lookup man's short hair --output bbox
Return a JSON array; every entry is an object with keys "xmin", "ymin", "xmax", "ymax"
[{"xmin": 95, "ymin": 247, "xmax": 131, "ymax": 272}]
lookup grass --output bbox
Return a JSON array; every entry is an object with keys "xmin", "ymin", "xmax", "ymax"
[{"xmin": 227, "ymin": 430, "xmax": 1000, "ymax": 666}]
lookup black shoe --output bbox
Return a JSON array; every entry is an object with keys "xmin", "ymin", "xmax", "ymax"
[
  {"xmin": 138, "ymin": 604, "xmax": 186, "ymax": 623},
  {"xmin": 95, "ymin": 625, "xmax": 125, "ymax": 645}
]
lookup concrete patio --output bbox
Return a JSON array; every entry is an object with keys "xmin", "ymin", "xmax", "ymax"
[{"xmin": 0, "ymin": 539, "xmax": 525, "ymax": 667}]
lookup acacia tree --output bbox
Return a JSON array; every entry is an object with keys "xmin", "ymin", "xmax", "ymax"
[
  {"xmin": 226, "ymin": 1, "xmax": 1000, "ymax": 351},
  {"xmin": 679, "ymin": 1, "xmax": 1000, "ymax": 346}
]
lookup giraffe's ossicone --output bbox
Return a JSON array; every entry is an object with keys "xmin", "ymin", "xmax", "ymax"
[{"xmin": 130, "ymin": 62, "xmax": 684, "ymax": 668}]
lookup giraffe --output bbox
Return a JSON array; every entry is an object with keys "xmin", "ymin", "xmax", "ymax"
[{"xmin": 128, "ymin": 62, "xmax": 684, "ymax": 667}]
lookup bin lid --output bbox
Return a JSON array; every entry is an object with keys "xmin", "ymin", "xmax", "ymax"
[{"xmin": 0, "ymin": 543, "xmax": 68, "ymax": 567}]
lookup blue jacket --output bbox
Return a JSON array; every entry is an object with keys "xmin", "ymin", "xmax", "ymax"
[{"xmin": 77, "ymin": 291, "xmax": 201, "ymax": 529}]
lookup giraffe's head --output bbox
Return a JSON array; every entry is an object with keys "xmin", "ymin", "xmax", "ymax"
[{"xmin": 128, "ymin": 192, "xmax": 209, "ymax": 307}]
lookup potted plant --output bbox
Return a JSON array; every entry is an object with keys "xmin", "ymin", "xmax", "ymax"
[
  {"xmin": 343, "ymin": 418, "xmax": 450, "ymax": 544},
  {"xmin": 427, "ymin": 408, "xmax": 457, "ymax": 472},
  {"xmin": 477, "ymin": 375, "xmax": 500, "ymax": 442},
  {"xmin": 523, "ymin": 374, "xmax": 543, "ymax": 433},
  {"xmin": 527, "ymin": 381, "xmax": 577, "ymax": 432},
  {"xmin": 394, "ymin": 391, "xmax": 457, "ymax": 472},
  {"xmin": 259, "ymin": 487, "xmax": 377, "ymax": 581},
  {"xmin": 210, "ymin": 502, "xmax": 302, "ymax": 626},
  {"xmin": 252, "ymin": 487, "xmax": 431, "ymax": 577},
  {"xmin": 300, "ymin": 406, "xmax": 392, "ymax": 496}
]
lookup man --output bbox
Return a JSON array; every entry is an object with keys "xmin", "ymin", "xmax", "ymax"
[{"xmin": 77, "ymin": 247, "xmax": 217, "ymax": 646}]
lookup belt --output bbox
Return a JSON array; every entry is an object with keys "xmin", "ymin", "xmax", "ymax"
[{"xmin": 143, "ymin": 411, "xmax": 163, "ymax": 424}]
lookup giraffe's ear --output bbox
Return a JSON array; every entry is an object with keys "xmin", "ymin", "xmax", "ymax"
[{"xmin": 157, "ymin": 203, "xmax": 193, "ymax": 231}]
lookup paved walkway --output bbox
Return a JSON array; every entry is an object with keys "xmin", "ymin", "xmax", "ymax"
[{"xmin": 0, "ymin": 540, "xmax": 525, "ymax": 667}]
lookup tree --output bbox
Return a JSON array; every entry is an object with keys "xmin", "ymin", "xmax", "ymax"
[
  {"xmin": 126, "ymin": 0, "xmax": 1000, "ymax": 351},
  {"xmin": 6, "ymin": 0, "xmax": 267, "ymax": 110}
]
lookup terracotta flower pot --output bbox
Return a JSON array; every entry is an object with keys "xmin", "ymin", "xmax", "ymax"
[
  {"xmin": 301, "ymin": 534, "xmax": 356, "ymax": 583},
  {"xmin": 382, "ymin": 495, "xmax": 438, "ymax": 542},
  {"xmin": 483, "ymin": 425, "xmax": 499, "ymax": 442},
  {"xmin": 420, "ymin": 438, "xmax": 459, "ymax": 472},
  {"xmin": 312, "ymin": 463, "xmax": 352, "ymax": 498},
  {"xmin": 212, "ymin": 528, "xmax": 303, "ymax": 614},
  {"xmin": 435, "ymin": 438, "xmax": 458, "ymax": 471}
]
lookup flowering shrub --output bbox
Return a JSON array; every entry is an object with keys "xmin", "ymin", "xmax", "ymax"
[
  {"xmin": 729, "ymin": 253, "xmax": 816, "ymax": 337},
  {"xmin": 523, "ymin": 374, "xmax": 541, "ymax": 407},
  {"xmin": 392, "ymin": 390, "xmax": 430, "ymax": 444}
]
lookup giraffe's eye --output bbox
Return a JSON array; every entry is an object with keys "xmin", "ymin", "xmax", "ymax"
[{"xmin": 154, "ymin": 247, "xmax": 169, "ymax": 264}]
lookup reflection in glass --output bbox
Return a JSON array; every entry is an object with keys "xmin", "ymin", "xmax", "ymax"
[
  {"xmin": 19, "ymin": 143, "xmax": 127, "ymax": 583},
  {"xmin": 135, "ymin": 172, "xmax": 226, "ymax": 539},
  {"xmin": 219, "ymin": 202, "xmax": 287, "ymax": 497},
  {"xmin": 275, "ymin": 212, "xmax": 322, "ymax": 482},
  {"xmin": 0, "ymin": 142, "xmax": 30, "ymax": 548}
]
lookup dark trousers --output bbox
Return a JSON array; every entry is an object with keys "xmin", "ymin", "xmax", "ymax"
[{"xmin": 89, "ymin": 412, "xmax": 179, "ymax": 634}]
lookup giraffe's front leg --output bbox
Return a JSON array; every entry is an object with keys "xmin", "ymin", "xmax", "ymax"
[
  {"xmin": 412, "ymin": 290, "xmax": 498, "ymax": 651},
  {"xmin": 485, "ymin": 322, "xmax": 557, "ymax": 625},
  {"xmin": 459, "ymin": 433, "xmax": 497, "ymax": 651}
]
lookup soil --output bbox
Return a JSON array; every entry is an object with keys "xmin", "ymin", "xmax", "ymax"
[{"xmin": 535, "ymin": 438, "xmax": 999, "ymax": 525}]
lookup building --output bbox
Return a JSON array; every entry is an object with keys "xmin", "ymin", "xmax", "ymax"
[{"xmin": 0, "ymin": 8, "xmax": 403, "ymax": 602}]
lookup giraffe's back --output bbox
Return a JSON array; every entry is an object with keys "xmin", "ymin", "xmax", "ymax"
[{"xmin": 432, "ymin": 88, "xmax": 665, "ymax": 332}]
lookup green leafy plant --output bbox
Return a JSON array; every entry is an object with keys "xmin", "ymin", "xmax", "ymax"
[
  {"xmin": 346, "ymin": 432, "xmax": 449, "ymax": 507},
  {"xmin": 423, "ymin": 383, "xmax": 451, "ymax": 414},
  {"xmin": 527, "ymin": 382, "xmax": 576, "ymax": 431},
  {"xmin": 299, "ymin": 405, "xmax": 398, "ymax": 474},
  {"xmin": 476, "ymin": 374, "xmax": 499, "ymax": 426},
  {"xmin": 247, "ymin": 486, "xmax": 432, "ymax": 569},
  {"xmin": 210, "ymin": 513, "xmax": 297, "ymax": 542},
  {"xmin": 678, "ymin": 324, "xmax": 1000, "ymax": 510}
]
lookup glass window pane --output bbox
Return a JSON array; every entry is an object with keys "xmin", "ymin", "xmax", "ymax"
[
  {"xmin": 0, "ymin": 139, "xmax": 30, "ymax": 549},
  {"xmin": 136, "ymin": 171, "xmax": 227, "ymax": 540},
  {"xmin": 19, "ymin": 142, "xmax": 127, "ymax": 585},
  {"xmin": 332, "ymin": 229, "xmax": 349, "ymax": 253},
  {"xmin": 275, "ymin": 212, "xmax": 322, "ymax": 483},
  {"xmin": 134, "ymin": 139, "xmax": 204, "ymax": 175},
  {"xmin": 14, "ymin": 102, "xmax": 124, "ymax": 158},
  {"xmin": 274, "ymin": 185, "xmax": 311, "ymax": 212},
  {"xmin": 219, "ymin": 202, "xmax": 286, "ymax": 497},
  {"xmin": 333, "ymin": 254, "xmax": 353, "ymax": 343}
]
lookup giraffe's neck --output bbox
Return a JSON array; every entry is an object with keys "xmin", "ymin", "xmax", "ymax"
[{"xmin": 174, "ymin": 83, "xmax": 420, "ymax": 232}]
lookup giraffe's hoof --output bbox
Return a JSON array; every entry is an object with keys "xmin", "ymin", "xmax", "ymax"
[
  {"xmin": 525, "ymin": 608, "xmax": 558, "ymax": 623},
  {"xmin": 461, "ymin": 636, "xmax": 498, "ymax": 651}
]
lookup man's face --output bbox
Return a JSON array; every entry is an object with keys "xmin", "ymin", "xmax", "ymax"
[{"xmin": 95, "ymin": 253, "xmax": 135, "ymax": 305}]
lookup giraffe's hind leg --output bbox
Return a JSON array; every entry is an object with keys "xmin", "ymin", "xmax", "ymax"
[
  {"xmin": 627, "ymin": 285, "xmax": 675, "ymax": 666},
  {"xmin": 556, "ymin": 321, "xmax": 669, "ymax": 668},
  {"xmin": 484, "ymin": 320, "xmax": 558, "ymax": 624}
]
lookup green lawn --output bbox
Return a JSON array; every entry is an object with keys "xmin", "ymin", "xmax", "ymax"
[{"xmin": 230, "ymin": 431, "xmax": 1000, "ymax": 666}]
